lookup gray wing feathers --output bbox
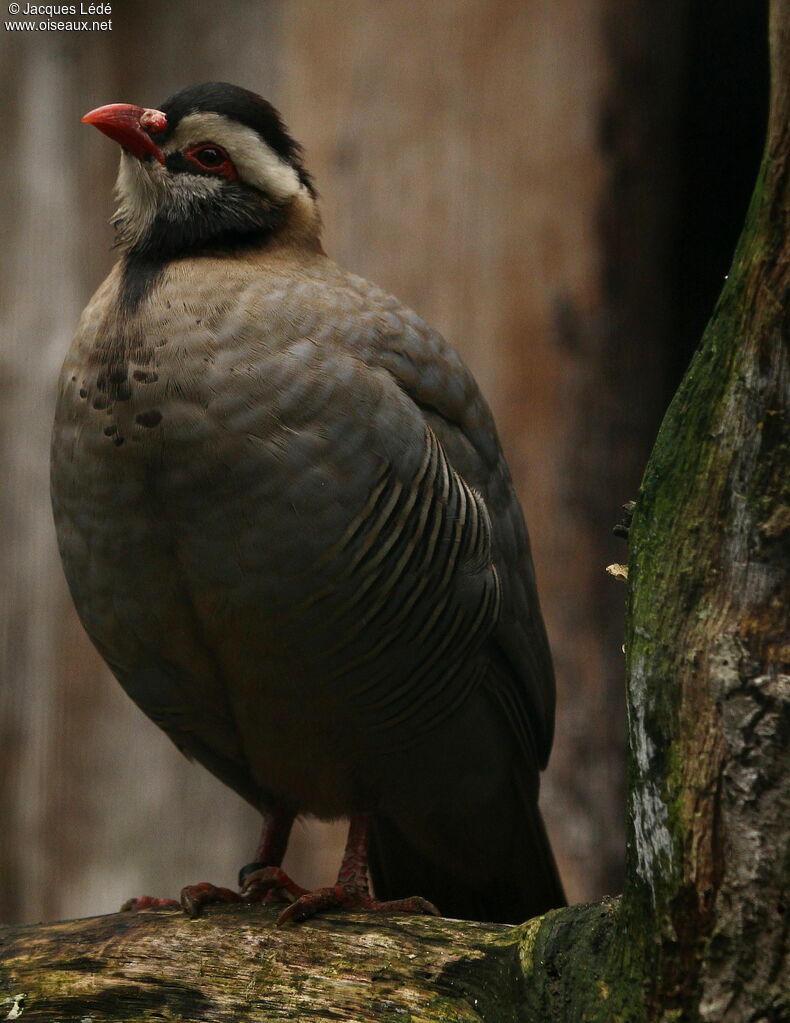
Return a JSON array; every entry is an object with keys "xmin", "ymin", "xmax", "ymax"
[
  {"xmin": 301, "ymin": 425, "xmax": 501, "ymax": 747},
  {"xmin": 342, "ymin": 289, "xmax": 555, "ymax": 767}
]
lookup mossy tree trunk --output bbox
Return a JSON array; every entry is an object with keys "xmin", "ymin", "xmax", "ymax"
[
  {"xmin": 1, "ymin": 4, "xmax": 786, "ymax": 1021},
  {"xmin": 520, "ymin": 2, "xmax": 788, "ymax": 1018},
  {"xmin": 622, "ymin": 0, "xmax": 788, "ymax": 1013}
]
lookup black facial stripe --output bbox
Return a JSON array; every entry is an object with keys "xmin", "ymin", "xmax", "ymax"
[
  {"xmin": 165, "ymin": 150, "xmax": 227, "ymax": 179},
  {"xmin": 127, "ymin": 182, "xmax": 287, "ymax": 262}
]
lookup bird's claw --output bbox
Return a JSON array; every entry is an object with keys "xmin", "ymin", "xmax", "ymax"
[
  {"xmin": 275, "ymin": 884, "xmax": 440, "ymax": 926},
  {"xmin": 179, "ymin": 881, "xmax": 241, "ymax": 918},
  {"xmin": 239, "ymin": 865, "xmax": 308, "ymax": 905},
  {"xmin": 121, "ymin": 894, "xmax": 181, "ymax": 912}
]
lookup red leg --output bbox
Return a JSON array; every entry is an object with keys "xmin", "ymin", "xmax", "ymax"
[
  {"xmin": 123, "ymin": 810, "xmax": 439, "ymax": 925},
  {"xmin": 126, "ymin": 807, "xmax": 298, "ymax": 918},
  {"xmin": 275, "ymin": 813, "xmax": 440, "ymax": 925},
  {"xmin": 238, "ymin": 808, "xmax": 308, "ymax": 905},
  {"xmin": 238, "ymin": 807, "xmax": 295, "ymax": 885},
  {"xmin": 254, "ymin": 808, "xmax": 294, "ymax": 866},
  {"xmin": 182, "ymin": 806, "xmax": 297, "ymax": 917}
]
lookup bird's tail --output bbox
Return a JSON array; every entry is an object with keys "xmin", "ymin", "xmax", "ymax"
[{"xmin": 368, "ymin": 784, "xmax": 565, "ymax": 924}]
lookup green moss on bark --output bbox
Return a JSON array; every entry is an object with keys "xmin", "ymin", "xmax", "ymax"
[{"xmin": 622, "ymin": 24, "xmax": 789, "ymax": 1011}]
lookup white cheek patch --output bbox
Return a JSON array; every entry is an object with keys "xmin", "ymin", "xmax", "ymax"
[
  {"xmin": 168, "ymin": 111, "xmax": 302, "ymax": 200},
  {"xmin": 113, "ymin": 151, "xmax": 224, "ymax": 247},
  {"xmin": 113, "ymin": 152, "xmax": 161, "ymax": 242}
]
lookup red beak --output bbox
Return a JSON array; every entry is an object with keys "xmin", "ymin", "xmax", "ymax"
[{"xmin": 81, "ymin": 103, "xmax": 167, "ymax": 164}]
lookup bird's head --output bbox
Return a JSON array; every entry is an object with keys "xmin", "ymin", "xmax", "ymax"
[{"xmin": 83, "ymin": 82, "xmax": 320, "ymax": 260}]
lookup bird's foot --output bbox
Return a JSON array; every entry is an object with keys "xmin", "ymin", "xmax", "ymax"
[
  {"xmin": 239, "ymin": 861, "xmax": 439, "ymax": 924},
  {"xmin": 121, "ymin": 894, "xmax": 181, "ymax": 911},
  {"xmin": 275, "ymin": 884, "xmax": 440, "ymax": 926},
  {"xmin": 239, "ymin": 864, "xmax": 309, "ymax": 906},
  {"xmin": 119, "ymin": 869, "xmax": 299, "ymax": 919},
  {"xmin": 179, "ymin": 881, "xmax": 243, "ymax": 918}
]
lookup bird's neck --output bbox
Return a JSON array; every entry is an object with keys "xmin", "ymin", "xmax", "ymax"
[{"xmin": 267, "ymin": 191, "xmax": 325, "ymax": 255}]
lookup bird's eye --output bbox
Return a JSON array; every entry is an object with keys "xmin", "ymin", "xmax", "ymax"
[
  {"xmin": 194, "ymin": 146, "xmax": 223, "ymax": 166},
  {"xmin": 184, "ymin": 144, "xmax": 237, "ymax": 180}
]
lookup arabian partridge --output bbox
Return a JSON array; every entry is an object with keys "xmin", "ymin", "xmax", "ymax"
[{"xmin": 51, "ymin": 82, "xmax": 565, "ymax": 924}]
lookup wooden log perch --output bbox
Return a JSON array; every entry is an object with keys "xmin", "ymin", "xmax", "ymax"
[
  {"xmin": 0, "ymin": 896, "xmax": 626, "ymax": 1021},
  {"xmin": 1, "ymin": 2, "xmax": 787, "ymax": 1020},
  {"xmin": 0, "ymin": 905, "xmax": 533, "ymax": 1021}
]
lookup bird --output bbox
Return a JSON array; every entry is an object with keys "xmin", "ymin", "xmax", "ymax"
[{"xmin": 50, "ymin": 81, "xmax": 565, "ymax": 925}]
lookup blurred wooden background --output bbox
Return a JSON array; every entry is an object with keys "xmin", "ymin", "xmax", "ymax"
[{"xmin": 0, "ymin": 0, "xmax": 766, "ymax": 924}]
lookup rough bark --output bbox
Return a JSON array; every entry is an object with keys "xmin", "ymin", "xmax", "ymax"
[
  {"xmin": 0, "ymin": 907, "xmax": 527, "ymax": 1022},
  {"xmin": 521, "ymin": 0, "xmax": 789, "ymax": 1018},
  {"xmin": 1, "ymin": 3, "xmax": 785, "ymax": 1020},
  {"xmin": 621, "ymin": 0, "xmax": 790, "ymax": 1012}
]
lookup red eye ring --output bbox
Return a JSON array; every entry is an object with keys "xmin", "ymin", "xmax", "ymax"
[{"xmin": 184, "ymin": 143, "xmax": 237, "ymax": 180}]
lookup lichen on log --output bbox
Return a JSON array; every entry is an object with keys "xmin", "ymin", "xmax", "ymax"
[{"xmin": 0, "ymin": 905, "xmax": 525, "ymax": 1022}]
